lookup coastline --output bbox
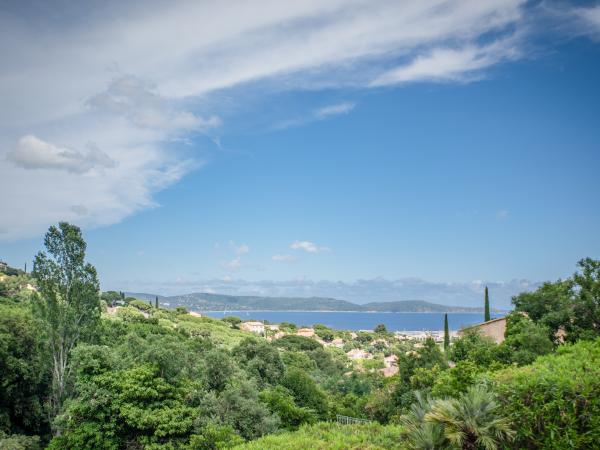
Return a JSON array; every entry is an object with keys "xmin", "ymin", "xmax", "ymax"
[{"xmin": 195, "ymin": 309, "xmax": 502, "ymax": 314}]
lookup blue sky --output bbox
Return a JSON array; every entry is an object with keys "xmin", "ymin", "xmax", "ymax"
[{"xmin": 1, "ymin": 1, "xmax": 600, "ymax": 307}]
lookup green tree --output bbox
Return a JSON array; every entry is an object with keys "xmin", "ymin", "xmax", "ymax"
[
  {"xmin": 222, "ymin": 316, "xmax": 242, "ymax": 329},
  {"xmin": 200, "ymin": 380, "xmax": 279, "ymax": 440},
  {"xmin": 449, "ymin": 331, "xmax": 497, "ymax": 368},
  {"xmin": 484, "ymin": 286, "xmax": 491, "ymax": 322},
  {"xmin": 48, "ymin": 364, "xmax": 197, "ymax": 449},
  {"xmin": 313, "ymin": 324, "xmax": 335, "ymax": 342},
  {"xmin": 0, "ymin": 432, "xmax": 41, "ymax": 450},
  {"xmin": 281, "ymin": 368, "xmax": 329, "ymax": 420},
  {"xmin": 571, "ymin": 258, "xmax": 600, "ymax": 341},
  {"xmin": 188, "ymin": 424, "xmax": 243, "ymax": 449},
  {"xmin": 430, "ymin": 361, "xmax": 482, "ymax": 398},
  {"xmin": 496, "ymin": 312, "xmax": 553, "ymax": 365},
  {"xmin": 374, "ymin": 323, "xmax": 387, "ymax": 334},
  {"xmin": 32, "ymin": 222, "xmax": 100, "ymax": 421},
  {"xmin": 155, "ymin": 296, "xmax": 159, "ymax": 309},
  {"xmin": 274, "ymin": 335, "xmax": 321, "ymax": 352},
  {"xmin": 444, "ymin": 313, "xmax": 450, "ymax": 351},
  {"xmin": 0, "ymin": 305, "xmax": 50, "ymax": 437},
  {"xmin": 259, "ymin": 386, "xmax": 316, "ymax": 430},
  {"xmin": 512, "ymin": 280, "xmax": 572, "ymax": 341},
  {"xmin": 204, "ymin": 349, "xmax": 235, "ymax": 392},
  {"xmin": 100, "ymin": 291, "xmax": 121, "ymax": 307},
  {"xmin": 232, "ymin": 338, "xmax": 284, "ymax": 387}
]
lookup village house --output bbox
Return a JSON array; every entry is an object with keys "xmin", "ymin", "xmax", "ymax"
[
  {"xmin": 372, "ymin": 338, "xmax": 389, "ymax": 347},
  {"xmin": 296, "ymin": 327, "xmax": 315, "ymax": 338},
  {"xmin": 381, "ymin": 365, "xmax": 399, "ymax": 377},
  {"xmin": 458, "ymin": 316, "xmax": 507, "ymax": 344},
  {"xmin": 240, "ymin": 321, "xmax": 265, "ymax": 335},
  {"xmin": 0, "ymin": 260, "xmax": 8, "ymax": 271},
  {"xmin": 330, "ymin": 338, "xmax": 345, "ymax": 348},
  {"xmin": 383, "ymin": 354, "xmax": 397, "ymax": 368},
  {"xmin": 188, "ymin": 311, "xmax": 202, "ymax": 318},
  {"xmin": 346, "ymin": 348, "xmax": 373, "ymax": 360}
]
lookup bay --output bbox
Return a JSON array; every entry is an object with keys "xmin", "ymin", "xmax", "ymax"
[{"xmin": 202, "ymin": 310, "xmax": 502, "ymax": 332}]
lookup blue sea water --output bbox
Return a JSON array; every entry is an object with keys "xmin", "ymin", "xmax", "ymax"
[{"xmin": 202, "ymin": 311, "xmax": 501, "ymax": 332}]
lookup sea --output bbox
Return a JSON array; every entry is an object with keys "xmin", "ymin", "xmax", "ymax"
[{"xmin": 202, "ymin": 311, "xmax": 502, "ymax": 332}]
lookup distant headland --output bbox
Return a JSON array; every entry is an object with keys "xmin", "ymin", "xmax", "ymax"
[{"xmin": 125, "ymin": 291, "xmax": 498, "ymax": 313}]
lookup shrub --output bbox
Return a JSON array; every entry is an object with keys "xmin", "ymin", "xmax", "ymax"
[
  {"xmin": 274, "ymin": 335, "xmax": 322, "ymax": 351},
  {"xmin": 129, "ymin": 299, "xmax": 152, "ymax": 312},
  {"xmin": 231, "ymin": 422, "xmax": 405, "ymax": 450},
  {"xmin": 0, "ymin": 433, "xmax": 41, "ymax": 450},
  {"xmin": 492, "ymin": 338, "xmax": 600, "ymax": 449},
  {"xmin": 281, "ymin": 368, "xmax": 329, "ymax": 420}
]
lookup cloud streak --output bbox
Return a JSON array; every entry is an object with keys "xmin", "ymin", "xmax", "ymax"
[
  {"xmin": 9, "ymin": 135, "xmax": 117, "ymax": 173},
  {"xmin": 0, "ymin": 0, "xmax": 530, "ymax": 240},
  {"xmin": 290, "ymin": 240, "xmax": 330, "ymax": 253}
]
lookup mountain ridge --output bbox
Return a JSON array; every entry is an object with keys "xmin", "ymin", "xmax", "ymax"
[{"xmin": 125, "ymin": 291, "xmax": 490, "ymax": 313}]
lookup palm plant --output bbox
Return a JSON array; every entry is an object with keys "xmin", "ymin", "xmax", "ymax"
[
  {"xmin": 400, "ymin": 391, "xmax": 447, "ymax": 450},
  {"xmin": 425, "ymin": 386, "xmax": 514, "ymax": 450}
]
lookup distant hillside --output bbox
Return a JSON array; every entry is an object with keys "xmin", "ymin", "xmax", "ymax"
[
  {"xmin": 125, "ymin": 292, "xmax": 485, "ymax": 313},
  {"xmin": 361, "ymin": 300, "xmax": 482, "ymax": 313}
]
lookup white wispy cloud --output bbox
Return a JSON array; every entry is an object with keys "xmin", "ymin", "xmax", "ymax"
[
  {"xmin": 0, "ymin": 0, "xmax": 529, "ymax": 240},
  {"xmin": 274, "ymin": 101, "xmax": 356, "ymax": 130},
  {"xmin": 290, "ymin": 240, "xmax": 330, "ymax": 253},
  {"xmin": 573, "ymin": 5, "xmax": 600, "ymax": 40},
  {"xmin": 272, "ymin": 254, "xmax": 297, "ymax": 262},
  {"xmin": 223, "ymin": 257, "xmax": 242, "ymax": 270},
  {"xmin": 8, "ymin": 135, "xmax": 117, "ymax": 173},
  {"xmin": 315, "ymin": 102, "xmax": 356, "ymax": 118},
  {"xmin": 371, "ymin": 39, "xmax": 520, "ymax": 86},
  {"xmin": 87, "ymin": 75, "xmax": 221, "ymax": 132}
]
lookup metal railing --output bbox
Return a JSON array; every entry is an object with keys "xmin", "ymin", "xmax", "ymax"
[{"xmin": 336, "ymin": 414, "xmax": 371, "ymax": 425}]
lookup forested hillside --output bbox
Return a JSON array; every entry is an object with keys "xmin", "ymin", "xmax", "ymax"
[
  {"xmin": 127, "ymin": 292, "xmax": 485, "ymax": 313},
  {"xmin": 2, "ymin": 223, "xmax": 600, "ymax": 449}
]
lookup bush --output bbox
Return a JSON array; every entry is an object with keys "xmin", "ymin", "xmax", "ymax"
[
  {"xmin": 281, "ymin": 369, "xmax": 329, "ymax": 420},
  {"xmin": 492, "ymin": 338, "xmax": 600, "ymax": 449},
  {"xmin": 259, "ymin": 386, "xmax": 316, "ymax": 430},
  {"xmin": 232, "ymin": 338, "xmax": 284, "ymax": 387},
  {"xmin": 0, "ymin": 433, "xmax": 41, "ymax": 450},
  {"xmin": 231, "ymin": 422, "xmax": 405, "ymax": 450},
  {"xmin": 314, "ymin": 324, "xmax": 335, "ymax": 342},
  {"xmin": 449, "ymin": 330, "xmax": 497, "ymax": 367},
  {"xmin": 274, "ymin": 335, "xmax": 322, "ymax": 352},
  {"xmin": 129, "ymin": 299, "xmax": 152, "ymax": 312},
  {"xmin": 496, "ymin": 312, "xmax": 554, "ymax": 365},
  {"xmin": 115, "ymin": 306, "xmax": 147, "ymax": 322}
]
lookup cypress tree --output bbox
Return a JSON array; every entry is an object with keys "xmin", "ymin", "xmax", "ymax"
[
  {"xmin": 444, "ymin": 313, "xmax": 450, "ymax": 351},
  {"xmin": 484, "ymin": 286, "xmax": 491, "ymax": 322},
  {"xmin": 155, "ymin": 296, "xmax": 159, "ymax": 309}
]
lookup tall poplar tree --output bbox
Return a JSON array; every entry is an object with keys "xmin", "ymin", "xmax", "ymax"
[
  {"xmin": 32, "ymin": 222, "xmax": 100, "ymax": 424},
  {"xmin": 484, "ymin": 286, "xmax": 491, "ymax": 322},
  {"xmin": 444, "ymin": 313, "xmax": 450, "ymax": 351}
]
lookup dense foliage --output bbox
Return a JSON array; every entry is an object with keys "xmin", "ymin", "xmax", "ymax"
[
  {"xmin": 493, "ymin": 339, "xmax": 600, "ymax": 449},
  {"xmin": 232, "ymin": 422, "xmax": 405, "ymax": 450},
  {"xmin": 2, "ymin": 224, "xmax": 600, "ymax": 449}
]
